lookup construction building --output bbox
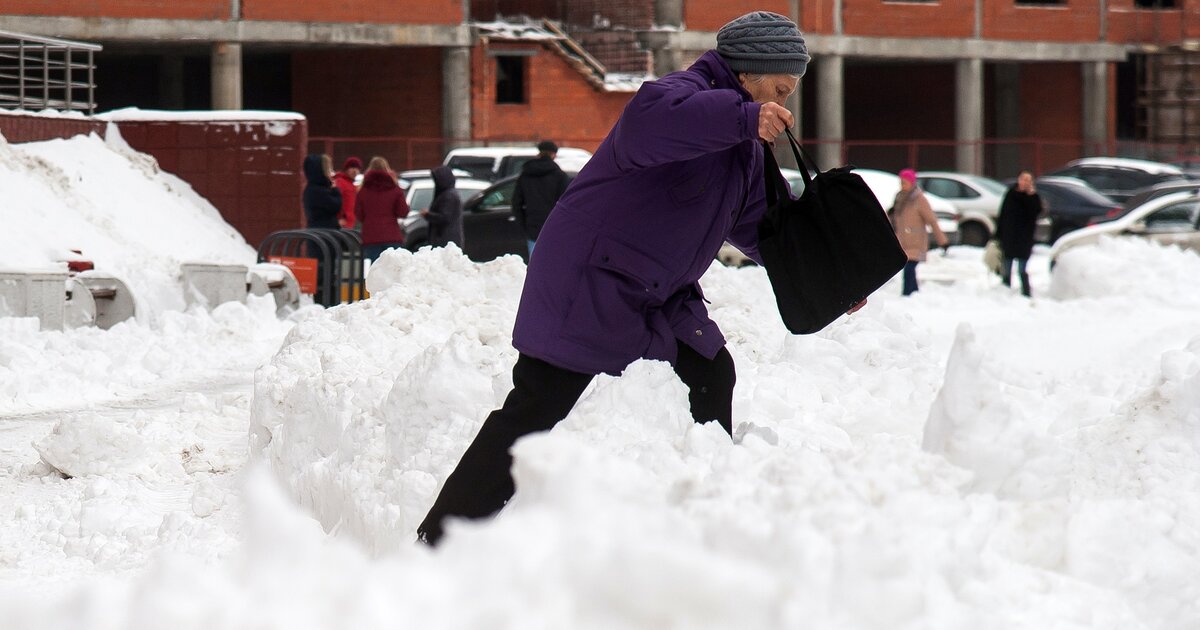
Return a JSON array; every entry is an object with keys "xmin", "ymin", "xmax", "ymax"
[{"xmin": 2, "ymin": 1, "xmax": 1199, "ymax": 176}]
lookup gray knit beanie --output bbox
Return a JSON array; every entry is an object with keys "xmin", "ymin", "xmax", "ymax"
[{"xmin": 717, "ymin": 11, "xmax": 810, "ymax": 77}]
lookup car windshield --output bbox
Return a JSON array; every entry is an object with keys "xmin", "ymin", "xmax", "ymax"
[
  {"xmin": 1041, "ymin": 180, "xmax": 1114, "ymax": 205},
  {"xmin": 445, "ymin": 156, "xmax": 495, "ymax": 181},
  {"xmin": 971, "ymin": 176, "xmax": 1008, "ymax": 196}
]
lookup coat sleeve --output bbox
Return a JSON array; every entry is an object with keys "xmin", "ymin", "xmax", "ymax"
[
  {"xmin": 724, "ymin": 154, "xmax": 767, "ymax": 265},
  {"xmin": 995, "ymin": 190, "xmax": 1013, "ymax": 243},
  {"xmin": 393, "ymin": 189, "xmax": 411, "ymax": 219},
  {"xmin": 353, "ymin": 192, "xmax": 365, "ymax": 224},
  {"xmin": 918, "ymin": 194, "xmax": 948, "ymax": 246},
  {"xmin": 610, "ymin": 75, "xmax": 762, "ymax": 171},
  {"xmin": 319, "ymin": 187, "xmax": 342, "ymax": 223},
  {"xmin": 426, "ymin": 193, "xmax": 447, "ymax": 226}
]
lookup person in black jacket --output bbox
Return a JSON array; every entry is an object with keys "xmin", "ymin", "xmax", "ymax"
[
  {"xmin": 511, "ymin": 140, "xmax": 570, "ymax": 257},
  {"xmin": 302, "ymin": 154, "xmax": 341, "ymax": 229},
  {"xmin": 422, "ymin": 166, "xmax": 464, "ymax": 248},
  {"xmin": 995, "ymin": 170, "xmax": 1042, "ymax": 297}
]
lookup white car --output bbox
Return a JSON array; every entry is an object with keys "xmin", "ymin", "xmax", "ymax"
[
  {"xmin": 1049, "ymin": 189, "xmax": 1200, "ymax": 265},
  {"xmin": 401, "ymin": 176, "xmax": 491, "ymax": 217},
  {"xmin": 717, "ymin": 167, "xmax": 957, "ymax": 267},
  {"xmin": 853, "ymin": 169, "xmax": 960, "ymax": 245},
  {"xmin": 916, "ymin": 171, "xmax": 1008, "ymax": 246},
  {"xmin": 442, "ymin": 146, "xmax": 592, "ymax": 182}
]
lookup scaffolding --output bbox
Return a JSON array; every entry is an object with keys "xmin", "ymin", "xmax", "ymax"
[{"xmin": 0, "ymin": 29, "xmax": 101, "ymax": 114}]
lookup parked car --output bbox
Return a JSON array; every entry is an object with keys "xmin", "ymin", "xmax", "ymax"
[
  {"xmin": 1032, "ymin": 175, "xmax": 1122, "ymax": 242},
  {"xmin": 404, "ymin": 172, "xmax": 580, "ymax": 262},
  {"xmin": 915, "ymin": 171, "xmax": 1008, "ymax": 246},
  {"xmin": 1050, "ymin": 189, "xmax": 1200, "ymax": 265},
  {"xmin": 853, "ymin": 168, "xmax": 960, "ymax": 245},
  {"xmin": 1092, "ymin": 180, "xmax": 1200, "ymax": 225},
  {"xmin": 442, "ymin": 146, "xmax": 592, "ymax": 182},
  {"xmin": 1047, "ymin": 157, "xmax": 1186, "ymax": 202}
]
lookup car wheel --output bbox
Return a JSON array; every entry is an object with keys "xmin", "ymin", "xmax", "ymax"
[{"xmin": 959, "ymin": 221, "xmax": 990, "ymax": 247}]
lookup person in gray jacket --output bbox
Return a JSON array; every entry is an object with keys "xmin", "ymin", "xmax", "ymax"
[{"xmin": 422, "ymin": 166, "xmax": 464, "ymax": 248}]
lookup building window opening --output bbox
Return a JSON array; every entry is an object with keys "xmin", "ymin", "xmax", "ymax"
[
  {"xmin": 1015, "ymin": 0, "xmax": 1066, "ymax": 5},
  {"xmin": 1134, "ymin": 0, "xmax": 1176, "ymax": 7},
  {"xmin": 496, "ymin": 55, "xmax": 526, "ymax": 104}
]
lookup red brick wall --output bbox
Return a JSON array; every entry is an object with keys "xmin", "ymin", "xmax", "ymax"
[
  {"xmin": 2, "ymin": 0, "xmax": 461, "ymax": 22},
  {"xmin": 2, "ymin": 0, "xmax": 228, "ymax": 19},
  {"xmin": 684, "ymin": 1, "xmax": 794, "ymax": 31},
  {"xmin": 1021, "ymin": 62, "xmax": 1084, "ymax": 171},
  {"xmin": 0, "ymin": 112, "xmax": 105, "ymax": 142},
  {"xmin": 472, "ymin": 41, "xmax": 633, "ymax": 151},
  {"xmin": 292, "ymin": 47, "xmax": 446, "ymax": 170},
  {"xmin": 242, "ymin": 0, "xmax": 462, "ymax": 23},
  {"xmin": 985, "ymin": 1, "xmax": 1101, "ymax": 41},
  {"xmin": 117, "ymin": 119, "xmax": 308, "ymax": 247},
  {"xmin": 843, "ymin": 0, "xmax": 975, "ymax": 38}
]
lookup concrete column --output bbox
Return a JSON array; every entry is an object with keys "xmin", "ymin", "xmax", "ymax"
[
  {"xmin": 651, "ymin": 0, "xmax": 684, "ymax": 76},
  {"xmin": 442, "ymin": 46, "xmax": 472, "ymax": 148},
  {"xmin": 159, "ymin": 54, "xmax": 185, "ymax": 109},
  {"xmin": 993, "ymin": 63, "xmax": 1022, "ymax": 176},
  {"xmin": 816, "ymin": 54, "xmax": 844, "ymax": 169},
  {"xmin": 654, "ymin": 0, "xmax": 683, "ymax": 26},
  {"xmin": 956, "ymin": 57, "xmax": 984, "ymax": 174},
  {"xmin": 211, "ymin": 42, "xmax": 242, "ymax": 110},
  {"xmin": 1082, "ymin": 61, "xmax": 1109, "ymax": 154}
]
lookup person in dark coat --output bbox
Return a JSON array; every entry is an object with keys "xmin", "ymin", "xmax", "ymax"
[
  {"xmin": 353, "ymin": 156, "xmax": 409, "ymax": 262},
  {"xmin": 511, "ymin": 140, "xmax": 570, "ymax": 257},
  {"xmin": 422, "ymin": 166, "xmax": 464, "ymax": 248},
  {"xmin": 995, "ymin": 170, "xmax": 1042, "ymax": 297},
  {"xmin": 302, "ymin": 154, "xmax": 341, "ymax": 229},
  {"xmin": 416, "ymin": 11, "xmax": 852, "ymax": 547}
]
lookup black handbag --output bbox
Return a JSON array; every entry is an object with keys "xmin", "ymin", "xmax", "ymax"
[{"xmin": 757, "ymin": 130, "xmax": 908, "ymax": 334}]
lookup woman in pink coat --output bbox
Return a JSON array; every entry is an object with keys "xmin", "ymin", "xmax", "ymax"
[{"xmin": 892, "ymin": 168, "xmax": 949, "ymax": 295}]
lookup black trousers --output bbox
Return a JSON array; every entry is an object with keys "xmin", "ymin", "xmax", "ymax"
[{"xmin": 417, "ymin": 341, "xmax": 735, "ymax": 545}]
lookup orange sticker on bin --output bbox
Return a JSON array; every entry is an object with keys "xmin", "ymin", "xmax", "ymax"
[{"xmin": 268, "ymin": 256, "xmax": 319, "ymax": 294}]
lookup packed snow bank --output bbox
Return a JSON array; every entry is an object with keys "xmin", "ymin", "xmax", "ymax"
[
  {"xmin": 244, "ymin": 245, "xmax": 1200, "ymax": 628},
  {"xmin": 0, "ymin": 126, "xmax": 256, "ymax": 318},
  {"xmin": 1050, "ymin": 237, "xmax": 1200, "ymax": 305},
  {"xmin": 0, "ymin": 294, "xmax": 296, "ymax": 415}
]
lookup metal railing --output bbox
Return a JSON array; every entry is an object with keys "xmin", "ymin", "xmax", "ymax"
[{"xmin": 0, "ymin": 29, "xmax": 101, "ymax": 114}]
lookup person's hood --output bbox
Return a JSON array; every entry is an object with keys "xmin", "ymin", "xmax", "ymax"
[
  {"xmin": 521, "ymin": 157, "xmax": 562, "ymax": 177},
  {"xmin": 303, "ymin": 154, "xmax": 331, "ymax": 186},
  {"xmin": 362, "ymin": 169, "xmax": 398, "ymax": 191},
  {"xmin": 432, "ymin": 165, "xmax": 456, "ymax": 194},
  {"xmin": 689, "ymin": 50, "xmax": 753, "ymax": 101}
]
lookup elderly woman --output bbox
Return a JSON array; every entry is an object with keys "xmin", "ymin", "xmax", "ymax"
[
  {"xmin": 419, "ymin": 11, "xmax": 836, "ymax": 546},
  {"xmin": 891, "ymin": 168, "xmax": 949, "ymax": 296}
]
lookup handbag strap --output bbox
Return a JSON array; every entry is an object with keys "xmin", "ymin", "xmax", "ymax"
[{"xmin": 783, "ymin": 128, "xmax": 822, "ymax": 192}]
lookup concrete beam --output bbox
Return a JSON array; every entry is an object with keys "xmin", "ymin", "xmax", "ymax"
[
  {"xmin": 673, "ymin": 32, "xmax": 1130, "ymax": 63},
  {"xmin": 0, "ymin": 15, "xmax": 471, "ymax": 47},
  {"xmin": 1082, "ymin": 61, "xmax": 1109, "ymax": 151}
]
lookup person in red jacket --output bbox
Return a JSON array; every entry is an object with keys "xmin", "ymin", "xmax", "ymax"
[
  {"xmin": 353, "ymin": 157, "xmax": 409, "ymax": 262},
  {"xmin": 333, "ymin": 156, "xmax": 362, "ymax": 229}
]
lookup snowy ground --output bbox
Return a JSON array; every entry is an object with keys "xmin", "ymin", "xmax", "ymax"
[{"xmin": 1, "ymin": 234, "xmax": 1198, "ymax": 629}]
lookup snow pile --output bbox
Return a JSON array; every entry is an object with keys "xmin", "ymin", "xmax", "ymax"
[
  {"xmin": 1050, "ymin": 236, "xmax": 1200, "ymax": 305},
  {"xmin": 240, "ymin": 246, "xmax": 1200, "ymax": 628},
  {"xmin": 0, "ymin": 295, "xmax": 295, "ymax": 415},
  {"xmin": 0, "ymin": 126, "xmax": 256, "ymax": 317}
]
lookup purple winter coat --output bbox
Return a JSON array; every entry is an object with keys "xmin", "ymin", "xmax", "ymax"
[{"xmin": 511, "ymin": 51, "xmax": 768, "ymax": 375}]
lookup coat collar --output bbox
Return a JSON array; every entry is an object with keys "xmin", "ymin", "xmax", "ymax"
[{"xmin": 688, "ymin": 50, "xmax": 753, "ymax": 101}]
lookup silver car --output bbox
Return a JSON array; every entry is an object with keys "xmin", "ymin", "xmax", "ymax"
[
  {"xmin": 1050, "ymin": 189, "xmax": 1200, "ymax": 265},
  {"xmin": 916, "ymin": 172, "xmax": 1008, "ymax": 246}
]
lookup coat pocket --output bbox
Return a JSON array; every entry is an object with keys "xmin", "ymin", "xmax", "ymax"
[{"xmin": 559, "ymin": 236, "xmax": 672, "ymax": 351}]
